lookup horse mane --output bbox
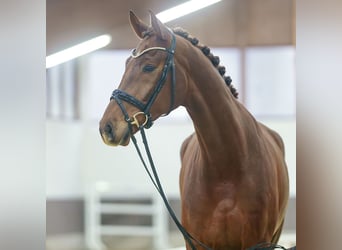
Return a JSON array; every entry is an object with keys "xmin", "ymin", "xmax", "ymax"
[{"xmin": 172, "ymin": 27, "xmax": 239, "ymax": 99}]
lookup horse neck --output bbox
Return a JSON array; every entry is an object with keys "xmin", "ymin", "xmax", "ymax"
[{"xmin": 181, "ymin": 51, "xmax": 252, "ymax": 178}]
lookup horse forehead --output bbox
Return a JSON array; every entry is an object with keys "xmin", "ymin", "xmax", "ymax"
[
  {"xmin": 137, "ymin": 36, "xmax": 156, "ymax": 49},
  {"xmin": 137, "ymin": 34, "xmax": 169, "ymax": 51}
]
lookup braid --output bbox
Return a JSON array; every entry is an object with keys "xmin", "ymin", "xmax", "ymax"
[{"xmin": 172, "ymin": 27, "xmax": 238, "ymax": 99}]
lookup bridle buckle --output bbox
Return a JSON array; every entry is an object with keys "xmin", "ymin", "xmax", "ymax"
[{"xmin": 128, "ymin": 112, "xmax": 149, "ymax": 128}]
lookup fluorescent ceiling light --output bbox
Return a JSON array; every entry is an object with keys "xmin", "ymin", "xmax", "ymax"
[
  {"xmin": 156, "ymin": 0, "xmax": 222, "ymax": 23},
  {"xmin": 46, "ymin": 34, "xmax": 111, "ymax": 68}
]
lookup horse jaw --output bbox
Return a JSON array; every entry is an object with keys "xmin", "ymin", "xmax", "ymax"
[{"xmin": 117, "ymin": 130, "xmax": 131, "ymax": 146}]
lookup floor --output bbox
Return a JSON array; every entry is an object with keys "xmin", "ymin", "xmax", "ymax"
[{"xmin": 46, "ymin": 230, "xmax": 296, "ymax": 250}]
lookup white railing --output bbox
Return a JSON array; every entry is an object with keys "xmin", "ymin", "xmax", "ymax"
[{"xmin": 85, "ymin": 181, "xmax": 169, "ymax": 250}]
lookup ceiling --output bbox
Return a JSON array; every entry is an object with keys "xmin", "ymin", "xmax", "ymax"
[{"xmin": 47, "ymin": 0, "xmax": 295, "ymax": 55}]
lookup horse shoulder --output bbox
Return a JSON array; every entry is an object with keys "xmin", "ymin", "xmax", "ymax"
[{"xmin": 257, "ymin": 122, "xmax": 289, "ymax": 227}]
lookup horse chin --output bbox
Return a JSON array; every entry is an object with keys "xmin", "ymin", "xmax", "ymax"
[{"xmin": 119, "ymin": 131, "xmax": 131, "ymax": 146}]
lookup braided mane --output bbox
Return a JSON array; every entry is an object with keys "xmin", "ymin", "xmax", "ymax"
[{"xmin": 172, "ymin": 27, "xmax": 238, "ymax": 99}]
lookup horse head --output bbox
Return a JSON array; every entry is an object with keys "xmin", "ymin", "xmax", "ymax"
[{"xmin": 100, "ymin": 11, "xmax": 187, "ymax": 146}]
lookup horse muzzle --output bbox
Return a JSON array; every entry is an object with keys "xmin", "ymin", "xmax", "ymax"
[{"xmin": 99, "ymin": 121, "xmax": 131, "ymax": 146}]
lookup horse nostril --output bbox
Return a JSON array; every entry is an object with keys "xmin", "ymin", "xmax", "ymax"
[
  {"xmin": 104, "ymin": 123, "xmax": 112, "ymax": 133},
  {"xmin": 103, "ymin": 123, "xmax": 115, "ymax": 140}
]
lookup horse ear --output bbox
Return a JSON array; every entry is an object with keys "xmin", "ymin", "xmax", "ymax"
[
  {"xmin": 129, "ymin": 10, "xmax": 148, "ymax": 39},
  {"xmin": 149, "ymin": 10, "xmax": 168, "ymax": 40}
]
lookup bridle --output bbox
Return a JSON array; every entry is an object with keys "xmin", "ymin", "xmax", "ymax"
[
  {"xmin": 110, "ymin": 29, "xmax": 176, "ymax": 130},
  {"xmin": 108, "ymin": 29, "xmax": 289, "ymax": 250}
]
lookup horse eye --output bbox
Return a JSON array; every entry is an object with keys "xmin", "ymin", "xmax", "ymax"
[{"xmin": 143, "ymin": 64, "xmax": 156, "ymax": 73}]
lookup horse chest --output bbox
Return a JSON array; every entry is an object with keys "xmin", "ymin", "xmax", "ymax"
[
  {"xmin": 181, "ymin": 171, "xmax": 241, "ymax": 229},
  {"xmin": 182, "ymin": 186, "xmax": 246, "ymax": 249},
  {"xmin": 182, "ymin": 178, "xmax": 239, "ymax": 219},
  {"xmin": 180, "ymin": 154, "xmax": 267, "ymax": 248}
]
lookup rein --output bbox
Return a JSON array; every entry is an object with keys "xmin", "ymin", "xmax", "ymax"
[
  {"xmin": 109, "ymin": 29, "xmax": 292, "ymax": 250},
  {"xmin": 130, "ymin": 126, "xmax": 212, "ymax": 250}
]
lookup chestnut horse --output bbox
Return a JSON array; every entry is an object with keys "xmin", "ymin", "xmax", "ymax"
[{"xmin": 99, "ymin": 11, "xmax": 289, "ymax": 250}]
